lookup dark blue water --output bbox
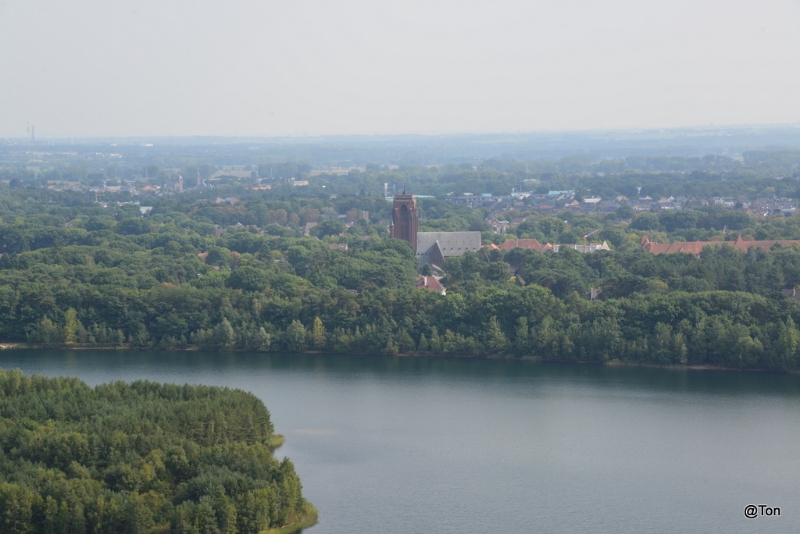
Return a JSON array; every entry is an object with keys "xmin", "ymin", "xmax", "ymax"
[{"xmin": 0, "ymin": 350, "xmax": 798, "ymax": 533}]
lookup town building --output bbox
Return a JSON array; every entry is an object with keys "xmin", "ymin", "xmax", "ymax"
[
  {"xmin": 555, "ymin": 242, "xmax": 611, "ymax": 253},
  {"xmin": 498, "ymin": 238, "xmax": 609, "ymax": 253},
  {"xmin": 389, "ymin": 193, "xmax": 481, "ymax": 269},
  {"xmin": 640, "ymin": 235, "xmax": 800, "ymax": 257},
  {"xmin": 416, "ymin": 275, "xmax": 446, "ymax": 295}
]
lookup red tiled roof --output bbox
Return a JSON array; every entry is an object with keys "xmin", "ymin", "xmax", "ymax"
[
  {"xmin": 640, "ymin": 235, "xmax": 800, "ymax": 256},
  {"xmin": 645, "ymin": 241, "xmax": 708, "ymax": 255},
  {"xmin": 732, "ymin": 235, "xmax": 800, "ymax": 251},
  {"xmin": 415, "ymin": 275, "xmax": 446, "ymax": 293}
]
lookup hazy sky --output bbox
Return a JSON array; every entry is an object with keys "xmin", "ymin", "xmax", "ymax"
[{"xmin": 1, "ymin": 0, "xmax": 798, "ymax": 138}]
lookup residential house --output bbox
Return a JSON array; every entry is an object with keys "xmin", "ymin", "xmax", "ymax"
[{"xmin": 416, "ymin": 275, "xmax": 446, "ymax": 295}]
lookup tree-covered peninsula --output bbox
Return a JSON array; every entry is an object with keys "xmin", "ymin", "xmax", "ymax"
[{"xmin": 0, "ymin": 369, "xmax": 315, "ymax": 533}]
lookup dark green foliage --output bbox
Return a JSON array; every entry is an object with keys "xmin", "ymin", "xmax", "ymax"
[
  {"xmin": 226, "ymin": 267, "xmax": 270, "ymax": 292},
  {"xmin": 1, "ymin": 186, "xmax": 800, "ymax": 371},
  {"xmin": 115, "ymin": 218, "xmax": 154, "ymax": 236},
  {"xmin": 630, "ymin": 213, "xmax": 660, "ymax": 231},
  {"xmin": 0, "ymin": 369, "xmax": 308, "ymax": 533},
  {"xmin": 311, "ymin": 219, "xmax": 346, "ymax": 239}
]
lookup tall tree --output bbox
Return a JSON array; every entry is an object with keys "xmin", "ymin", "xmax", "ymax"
[
  {"xmin": 214, "ymin": 318, "xmax": 236, "ymax": 350},
  {"xmin": 312, "ymin": 317, "xmax": 326, "ymax": 349},
  {"xmin": 63, "ymin": 308, "xmax": 81, "ymax": 345}
]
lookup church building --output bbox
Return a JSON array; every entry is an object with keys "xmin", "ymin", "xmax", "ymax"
[{"xmin": 389, "ymin": 193, "xmax": 482, "ymax": 269}]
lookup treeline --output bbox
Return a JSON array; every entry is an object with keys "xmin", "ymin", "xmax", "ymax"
[
  {"xmin": 5, "ymin": 259, "xmax": 800, "ymax": 371},
  {"xmin": 12, "ymin": 284, "xmax": 800, "ymax": 371},
  {"xmin": 0, "ymin": 369, "xmax": 313, "ymax": 533},
  {"xmin": 1, "ymin": 189, "xmax": 800, "ymax": 371},
  {"xmin": 5, "ymin": 147, "xmax": 800, "ymax": 201},
  {"xmin": 270, "ymin": 163, "xmax": 800, "ymax": 200},
  {"xmin": 486, "ymin": 242, "xmax": 800, "ymax": 299}
]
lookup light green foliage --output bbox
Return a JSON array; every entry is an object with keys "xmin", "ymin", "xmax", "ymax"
[
  {"xmin": 285, "ymin": 321, "xmax": 307, "ymax": 352},
  {"xmin": 214, "ymin": 318, "xmax": 236, "ymax": 350},
  {"xmin": 62, "ymin": 308, "xmax": 81, "ymax": 345},
  {"xmin": 312, "ymin": 317, "xmax": 326, "ymax": 349},
  {"xmin": 28, "ymin": 317, "xmax": 62, "ymax": 346},
  {"xmin": 256, "ymin": 327, "xmax": 272, "ymax": 352}
]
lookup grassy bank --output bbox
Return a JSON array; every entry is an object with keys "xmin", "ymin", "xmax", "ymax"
[{"xmin": 265, "ymin": 502, "xmax": 319, "ymax": 534}]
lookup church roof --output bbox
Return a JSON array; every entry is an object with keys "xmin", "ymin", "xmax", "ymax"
[
  {"xmin": 416, "ymin": 232, "xmax": 481, "ymax": 255},
  {"xmin": 415, "ymin": 231, "xmax": 481, "ymax": 268}
]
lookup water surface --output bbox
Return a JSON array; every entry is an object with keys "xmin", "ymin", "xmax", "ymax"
[{"xmin": 0, "ymin": 350, "xmax": 798, "ymax": 533}]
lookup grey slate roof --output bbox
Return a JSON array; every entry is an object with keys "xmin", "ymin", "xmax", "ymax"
[{"xmin": 415, "ymin": 231, "xmax": 481, "ymax": 268}]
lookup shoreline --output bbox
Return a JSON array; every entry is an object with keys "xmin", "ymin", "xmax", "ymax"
[
  {"xmin": 265, "ymin": 502, "xmax": 318, "ymax": 534},
  {"xmin": 1, "ymin": 342, "xmax": 796, "ymax": 375},
  {"xmin": 267, "ymin": 433, "xmax": 285, "ymax": 449}
]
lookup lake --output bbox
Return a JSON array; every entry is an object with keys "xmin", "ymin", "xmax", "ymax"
[{"xmin": 0, "ymin": 349, "xmax": 798, "ymax": 533}]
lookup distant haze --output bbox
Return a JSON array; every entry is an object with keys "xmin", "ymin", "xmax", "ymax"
[{"xmin": 1, "ymin": 0, "xmax": 799, "ymax": 138}]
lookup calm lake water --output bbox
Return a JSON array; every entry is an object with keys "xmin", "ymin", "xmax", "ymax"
[{"xmin": 0, "ymin": 350, "xmax": 798, "ymax": 533}]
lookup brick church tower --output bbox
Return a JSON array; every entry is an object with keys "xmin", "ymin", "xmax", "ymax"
[{"xmin": 389, "ymin": 193, "xmax": 419, "ymax": 252}]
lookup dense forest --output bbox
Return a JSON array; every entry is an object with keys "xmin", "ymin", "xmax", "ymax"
[
  {"xmin": 0, "ymin": 369, "xmax": 314, "ymax": 533},
  {"xmin": 2, "ymin": 155, "xmax": 800, "ymax": 372}
]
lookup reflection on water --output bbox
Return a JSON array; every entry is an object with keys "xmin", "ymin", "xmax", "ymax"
[
  {"xmin": 0, "ymin": 349, "xmax": 798, "ymax": 534},
  {"xmin": 8, "ymin": 349, "xmax": 799, "ymax": 395}
]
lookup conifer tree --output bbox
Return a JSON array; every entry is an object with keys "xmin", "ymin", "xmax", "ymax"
[
  {"xmin": 769, "ymin": 317, "xmax": 799, "ymax": 371},
  {"xmin": 214, "ymin": 318, "xmax": 236, "ymax": 350},
  {"xmin": 485, "ymin": 316, "xmax": 507, "ymax": 354},
  {"xmin": 257, "ymin": 327, "xmax": 271, "ymax": 351},
  {"xmin": 63, "ymin": 308, "xmax": 81, "ymax": 345},
  {"xmin": 30, "ymin": 317, "xmax": 61, "ymax": 346},
  {"xmin": 514, "ymin": 316, "xmax": 529, "ymax": 355},
  {"xmin": 285, "ymin": 320, "xmax": 307, "ymax": 352},
  {"xmin": 312, "ymin": 317, "xmax": 326, "ymax": 349},
  {"xmin": 418, "ymin": 333, "xmax": 429, "ymax": 352}
]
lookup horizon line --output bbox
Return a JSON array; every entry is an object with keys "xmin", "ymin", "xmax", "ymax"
[{"xmin": 4, "ymin": 123, "xmax": 800, "ymax": 143}]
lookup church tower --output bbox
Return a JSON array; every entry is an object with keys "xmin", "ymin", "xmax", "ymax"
[{"xmin": 389, "ymin": 193, "xmax": 419, "ymax": 252}]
